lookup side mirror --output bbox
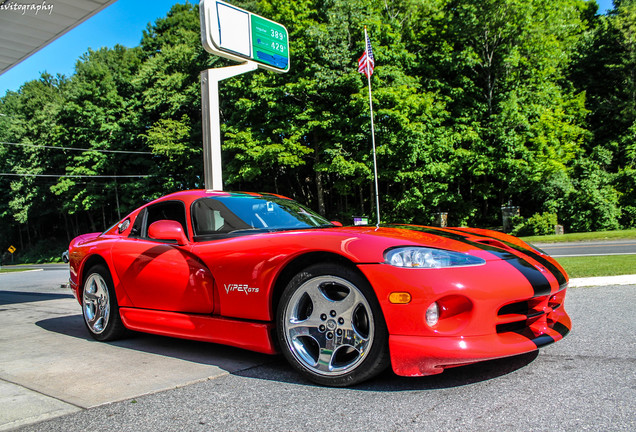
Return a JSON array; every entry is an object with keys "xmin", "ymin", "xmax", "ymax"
[
  {"xmin": 148, "ymin": 220, "xmax": 189, "ymax": 246},
  {"xmin": 330, "ymin": 221, "xmax": 343, "ymax": 227}
]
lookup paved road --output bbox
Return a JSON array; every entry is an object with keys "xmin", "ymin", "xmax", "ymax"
[
  {"xmin": 535, "ymin": 239, "xmax": 636, "ymax": 257},
  {"xmin": 0, "ymin": 264, "xmax": 68, "ymax": 272},
  {"xmin": 1, "ymin": 269, "xmax": 634, "ymax": 431},
  {"xmin": 0, "ymin": 269, "xmax": 270, "ymax": 431}
]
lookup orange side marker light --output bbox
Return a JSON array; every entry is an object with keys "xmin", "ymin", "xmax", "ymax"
[{"xmin": 389, "ymin": 292, "xmax": 412, "ymax": 304}]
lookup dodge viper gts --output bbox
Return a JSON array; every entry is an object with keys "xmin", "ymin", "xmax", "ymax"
[{"xmin": 67, "ymin": 190, "xmax": 571, "ymax": 386}]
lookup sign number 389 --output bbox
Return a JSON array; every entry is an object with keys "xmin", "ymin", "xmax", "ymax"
[{"xmin": 271, "ymin": 29, "xmax": 285, "ymax": 40}]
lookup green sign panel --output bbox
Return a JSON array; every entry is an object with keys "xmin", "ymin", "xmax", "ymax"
[
  {"xmin": 200, "ymin": 0, "xmax": 290, "ymax": 73},
  {"xmin": 250, "ymin": 16, "xmax": 289, "ymax": 71}
]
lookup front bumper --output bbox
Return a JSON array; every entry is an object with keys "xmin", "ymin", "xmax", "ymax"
[
  {"xmin": 389, "ymin": 306, "xmax": 571, "ymax": 376},
  {"xmin": 358, "ymin": 257, "xmax": 571, "ymax": 377},
  {"xmin": 68, "ymin": 278, "xmax": 80, "ymax": 302}
]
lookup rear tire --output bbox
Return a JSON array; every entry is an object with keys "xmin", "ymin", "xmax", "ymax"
[
  {"xmin": 82, "ymin": 264, "xmax": 126, "ymax": 341},
  {"xmin": 276, "ymin": 263, "xmax": 389, "ymax": 386}
]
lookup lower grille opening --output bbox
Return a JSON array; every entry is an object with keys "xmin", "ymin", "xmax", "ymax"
[
  {"xmin": 498, "ymin": 301, "xmax": 529, "ymax": 316},
  {"xmin": 496, "ymin": 321, "xmax": 527, "ymax": 333},
  {"xmin": 497, "ymin": 295, "xmax": 550, "ymax": 334}
]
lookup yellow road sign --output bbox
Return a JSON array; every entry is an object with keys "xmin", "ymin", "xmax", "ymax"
[{"xmin": 8, "ymin": 245, "xmax": 16, "ymax": 254}]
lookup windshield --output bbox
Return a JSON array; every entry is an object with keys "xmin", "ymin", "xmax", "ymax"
[{"xmin": 191, "ymin": 195, "xmax": 331, "ymax": 239}]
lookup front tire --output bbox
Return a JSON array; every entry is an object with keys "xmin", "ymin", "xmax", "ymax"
[
  {"xmin": 276, "ymin": 263, "xmax": 389, "ymax": 386},
  {"xmin": 82, "ymin": 264, "xmax": 126, "ymax": 341}
]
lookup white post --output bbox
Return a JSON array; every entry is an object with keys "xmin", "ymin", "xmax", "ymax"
[
  {"xmin": 200, "ymin": 61, "xmax": 259, "ymax": 190},
  {"xmin": 367, "ymin": 72, "xmax": 380, "ymax": 227},
  {"xmin": 363, "ymin": 27, "xmax": 381, "ymax": 227}
]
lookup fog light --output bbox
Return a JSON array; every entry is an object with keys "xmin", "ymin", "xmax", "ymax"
[
  {"xmin": 389, "ymin": 292, "xmax": 412, "ymax": 304},
  {"xmin": 426, "ymin": 302, "xmax": 439, "ymax": 327}
]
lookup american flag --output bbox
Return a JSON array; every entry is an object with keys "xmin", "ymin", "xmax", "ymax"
[{"xmin": 358, "ymin": 29, "xmax": 375, "ymax": 78}]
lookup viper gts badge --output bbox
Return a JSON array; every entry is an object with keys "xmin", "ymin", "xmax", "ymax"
[{"xmin": 224, "ymin": 284, "xmax": 260, "ymax": 295}]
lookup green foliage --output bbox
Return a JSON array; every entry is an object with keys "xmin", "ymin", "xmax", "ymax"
[
  {"xmin": 2, "ymin": 0, "xmax": 636, "ymax": 258},
  {"xmin": 512, "ymin": 212, "xmax": 558, "ymax": 236},
  {"xmin": 6, "ymin": 237, "xmax": 69, "ymax": 264},
  {"xmin": 561, "ymin": 156, "xmax": 622, "ymax": 232}
]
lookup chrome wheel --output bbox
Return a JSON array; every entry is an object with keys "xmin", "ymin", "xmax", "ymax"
[
  {"xmin": 282, "ymin": 275, "xmax": 375, "ymax": 376},
  {"xmin": 83, "ymin": 272, "xmax": 111, "ymax": 335}
]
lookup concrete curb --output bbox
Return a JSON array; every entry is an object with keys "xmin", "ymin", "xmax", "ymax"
[{"xmin": 569, "ymin": 274, "xmax": 636, "ymax": 287}]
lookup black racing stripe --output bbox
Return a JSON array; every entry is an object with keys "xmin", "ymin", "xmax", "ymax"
[
  {"xmin": 388, "ymin": 225, "xmax": 552, "ymax": 297},
  {"xmin": 445, "ymin": 228, "xmax": 568, "ymax": 288},
  {"xmin": 496, "ymin": 240, "xmax": 567, "ymax": 287},
  {"xmin": 552, "ymin": 321, "xmax": 571, "ymax": 338},
  {"xmin": 531, "ymin": 334, "xmax": 556, "ymax": 348},
  {"xmin": 499, "ymin": 259, "xmax": 552, "ymax": 297},
  {"xmin": 387, "ymin": 225, "xmax": 516, "ymax": 257}
]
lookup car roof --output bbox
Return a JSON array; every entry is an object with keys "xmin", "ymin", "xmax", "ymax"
[{"xmin": 152, "ymin": 190, "xmax": 293, "ymax": 205}]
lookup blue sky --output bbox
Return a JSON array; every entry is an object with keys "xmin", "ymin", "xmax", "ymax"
[
  {"xmin": 0, "ymin": 0, "xmax": 184, "ymax": 95},
  {"xmin": 596, "ymin": 0, "xmax": 616, "ymax": 14},
  {"xmin": 0, "ymin": 0, "xmax": 618, "ymax": 96}
]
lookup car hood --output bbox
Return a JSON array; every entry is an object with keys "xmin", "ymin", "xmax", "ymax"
[
  {"xmin": 322, "ymin": 224, "xmax": 535, "ymax": 259},
  {"xmin": 323, "ymin": 224, "xmax": 566, "ymax": 287}
]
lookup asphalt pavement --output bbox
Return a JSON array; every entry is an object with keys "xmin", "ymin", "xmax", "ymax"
[
  {"xmin": 535, "ymin": 239, "xmax": 636, "ymax": 286},
  {"xmin": 534, "ymin": 239, "xmax": 636, "ymax": 257},
  {"xmin": 0, "ymin": 268, "xmax": 272, "ymax": 430},
  {"xmin": 1, "ymin": 266, "xmax": 635, "ymax": 431}
]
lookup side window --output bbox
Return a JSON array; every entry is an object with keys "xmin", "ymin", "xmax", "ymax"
[
  {"xmin": 128, "ymin": 209, "xmax": 146, "ymax": 238},
  {"xmin": 192, "ymin": 200, "xmax": 225, "ymax": 235},
  {"xmin": 191, "ymin": 198, "xmax": 250, "ymax": 239},
  {"xmin": 141, "ymin": 201, "xmax": 188, "ymax": 239}
]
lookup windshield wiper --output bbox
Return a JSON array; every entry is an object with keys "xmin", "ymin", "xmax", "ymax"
[
  {"xmin": 228, "ymin": 225, "xmax": 334, "ymax": 235},
  {"xmin": 227, "ymin": 228, "xmax": 271, "ymax": 234}
]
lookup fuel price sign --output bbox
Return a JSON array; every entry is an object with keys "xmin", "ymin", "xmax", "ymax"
[{"xmin": 200, "ymin": 0, "xmax": 290, "ymax": 73}]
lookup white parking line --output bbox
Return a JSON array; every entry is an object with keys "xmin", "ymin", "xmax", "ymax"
[
  {"xmin": 569, "ymin": 274, "xmax": 636, "ymax": 287},
  {"xmin": 553, "ymin": 252, "xmax": 636, "ymax": 257}
]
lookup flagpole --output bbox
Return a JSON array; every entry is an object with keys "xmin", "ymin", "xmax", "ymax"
[{"xmin": 364, "ymin": 27, "xmax": 381, "ymax": 227}]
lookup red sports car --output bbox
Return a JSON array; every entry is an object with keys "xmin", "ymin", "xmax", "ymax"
[{"xmin": 68, "ymin": 190, "xmax": 571, "ymax": 386}]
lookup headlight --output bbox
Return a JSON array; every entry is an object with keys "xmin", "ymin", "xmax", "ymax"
[{"xmin": 385, "ymin": 247, "xmax": 486, "ymax": 268}]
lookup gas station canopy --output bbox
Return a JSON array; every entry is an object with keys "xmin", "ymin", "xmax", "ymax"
[{"xmin": 0, "ymin": 0, "xmax": 118, "ymax": 75}]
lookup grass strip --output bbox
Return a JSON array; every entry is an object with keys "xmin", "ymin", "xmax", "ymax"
[
  {"xmin": 555, "ymin": 255, "xmax": 636, "ymax": 278},
  {"xmin": 521, "ymin": 229, "xmax": 636, "ymax": 244},
  {"xmin": 0, "ymin": 268, "xmax": 27, "ymax": 273}
]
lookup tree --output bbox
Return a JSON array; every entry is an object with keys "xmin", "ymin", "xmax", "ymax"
[
  {"xmin": 1, "ymin": 74, "xmax": 67, "ymax": 247},
  {"xmin": 3, "ymin": 0, "xmax": 636, "ymax": 261},
  {"xmin": 51, "ymin": 45, "xmax": 144, "ymax": 234},
  {"xmin": 134, "ymin": 2, "xmax": 213, "ymax": 194},
  {"xmin": 409, "ymin": 0, "xmax": 590, "ymax": 226},
  {"xmin": 570, "ymin": 0, "xmax": 636, "ymax": 228}
]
